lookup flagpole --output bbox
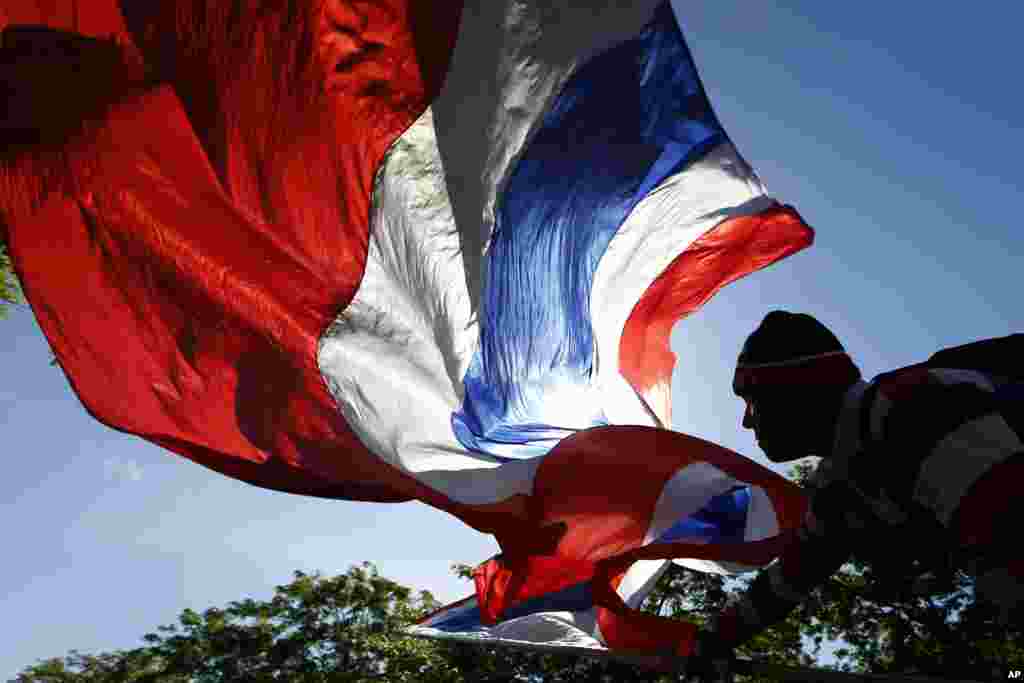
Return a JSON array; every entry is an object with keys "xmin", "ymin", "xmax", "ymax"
[{"xmin": 406, "ymin": 632, "xmax": 986, "ymax": 683}]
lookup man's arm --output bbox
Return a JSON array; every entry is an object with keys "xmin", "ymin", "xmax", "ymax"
[{"xmin": 704, "ymin": 481, "xmax": 865, "ymax": 650}]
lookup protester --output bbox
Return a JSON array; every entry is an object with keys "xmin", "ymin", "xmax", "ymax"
[{"xmin": 691, "ymin": 311, "xmax": 1023, "ymax": 679}]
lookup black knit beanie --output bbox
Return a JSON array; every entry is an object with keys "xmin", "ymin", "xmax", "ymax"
[{"xmin": 733, "ymin": 311, "xmax": 860, "ymax": 394}]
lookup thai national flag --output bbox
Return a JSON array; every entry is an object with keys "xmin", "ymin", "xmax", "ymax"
[
  {"xmin": 2, "ymin": 0, "xmax": 810, "ymax": 657},
  {"xmin": 410, "ymin": 426, "xmax": 806, "ymax": 655}
]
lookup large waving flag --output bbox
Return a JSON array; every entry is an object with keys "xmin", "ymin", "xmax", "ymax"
[
  {"xmin": 1, "ymin": 0, "xmax": 811, "ymax": 658},
  {"xmin": 412, "ymin": 426, "xmax": 807, "ymax": 656}
]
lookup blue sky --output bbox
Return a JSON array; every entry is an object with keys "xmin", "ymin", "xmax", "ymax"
[{"xmin": 3, "ymin": 1, "xmax": 1023, "ymax": 676}]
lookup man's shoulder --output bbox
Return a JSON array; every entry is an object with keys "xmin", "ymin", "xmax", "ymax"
[
  {"xmin": 868, "ymin": 364, "xmax": 938, "ymax": 400},
  {"xmin": 804, "ymin": 456, "xmax": 836, "ymax": 490},
  {"xmin": 862, "ymin": 364, "xmax": 1001, "ymax": 433},
  {"xmin": 868, "ymin": 334, "xmax": 1021, "ymax": 400}
]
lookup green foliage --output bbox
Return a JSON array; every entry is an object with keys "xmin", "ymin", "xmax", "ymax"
[
  {"xmin": 0, "ymin": 241, "xmax": 22, "ymax": 319},
  {"xmin": 13, "ymin": 563, "xmax": 461, "ymax": 683},
  {"xmin": 12, "ymin": 472, "xmax": 1024, "ymax": 681},
  {"xmin": 638, "ymin": 563, "xmax": 811, "ymax": 683},
  {"xmin": 8, "ymin": 562, "xmax": 699, "ymax": 682},
  {"xmin": 777, "ymin": 462, "xmax": 1024, "ymax": 680},
  {"xmin": 791, "ymin": 552, "xmax": 1024, "ymax": 679}
]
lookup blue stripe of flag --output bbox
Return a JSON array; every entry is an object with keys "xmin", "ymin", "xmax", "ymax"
[
  {"xmin": 453, "ymin": 2, "xmax": 727, "ymax": 459},
  {"xmin": 425, "ymin": 486, "xmax": 751, "ymax": 633},
  {"xmin": 656, "ymin": 485, "xmax": 751, "ymax": 544}
]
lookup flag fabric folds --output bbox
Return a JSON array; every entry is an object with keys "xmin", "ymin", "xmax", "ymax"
[
  {"xmin": 1, "ymin": 0, "xmax": 812, "ymax": 657},
  {"xmin": 413, "ymin": 426, "xmax": 807, "ymax": 656}
]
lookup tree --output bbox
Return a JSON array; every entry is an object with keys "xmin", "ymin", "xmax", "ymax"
[
  {"xmin": 12, "ymin": 563, "xmax": 462, "ymax": 683},
  {"xmin": 714, "ymin": 462, "xmax": 1024, "ymax": 681},
  {"xmin": 13, "ymin": 467, "xmax": 1024, "ymax": 681},
  {"xmin": 569, "ymin": 460, "xmax": 1024, "ymax": 681},
  {"xmin": 792, "ymin": 535, "xmax": 1024, "ymax": 680},
  {"xmin": 11, "ymin": 563, "xmax": 688, "ymax": 683},
  {"xmin": 0, "ymin": 241, "xmax": 21, "ymax": 319}
]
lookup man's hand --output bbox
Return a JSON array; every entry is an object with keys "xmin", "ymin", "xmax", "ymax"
[
  {"xmin": 683, "ymin": 629, "xmax": 735, "ymax": 683},
  {"xmin": 630, "ymin": 630, "xmax": 733, "ymax": 680}
]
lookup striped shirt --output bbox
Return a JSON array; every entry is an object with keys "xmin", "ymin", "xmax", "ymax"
[{"xmin": 716, "ymin": 364, "xmax": 1024, "ymax": 645}]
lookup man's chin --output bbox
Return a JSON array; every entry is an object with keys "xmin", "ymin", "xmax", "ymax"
[{"xmin": 758, "ymin": 441, "xmax": 802, "ymax": 463}]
